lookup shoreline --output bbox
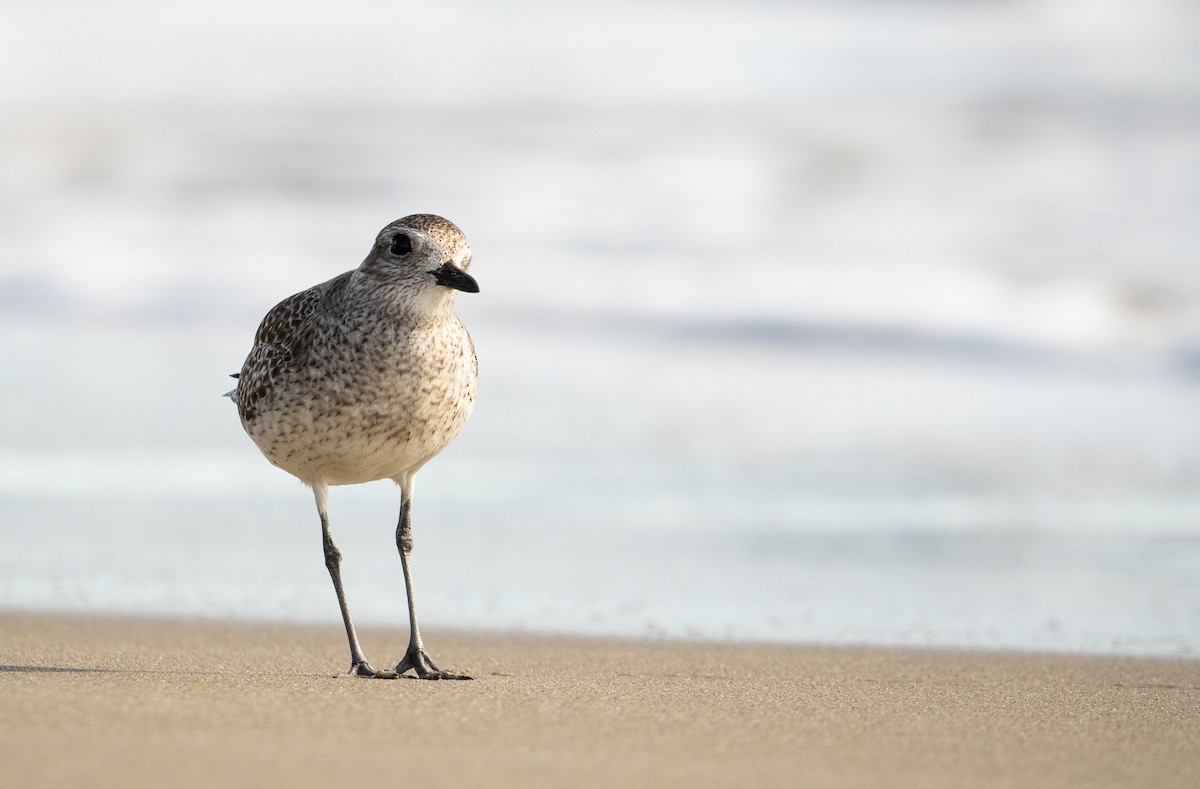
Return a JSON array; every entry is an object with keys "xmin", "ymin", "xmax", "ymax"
[{"xmin": 3, "ymin": 611, "xmax": 1198, "ymax": 788}]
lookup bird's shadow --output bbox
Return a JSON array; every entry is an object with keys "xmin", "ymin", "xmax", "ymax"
[
  {"xmin": 0, "ymin": 663, "xmax": 359, "ymax": 679},
  {"xmin": 0, "ymin": 664, "xmax": 289, "ymax": 678},
  {"xmin": 0, "ymin": 664, "xmax": 112, "ymax": 674}
]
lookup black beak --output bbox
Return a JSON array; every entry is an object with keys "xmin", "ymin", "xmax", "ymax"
[{"xmin": 431, "ymin": 262, "xmax": 479, "ymax": 293}]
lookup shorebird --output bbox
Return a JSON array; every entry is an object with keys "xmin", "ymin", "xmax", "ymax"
[{"xmin": 228, "ymin": 214, "xmax": 479, "ymax": 680}]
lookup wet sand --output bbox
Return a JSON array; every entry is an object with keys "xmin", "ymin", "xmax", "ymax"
[{"xmin": 1, "ymin": 612, "xmax": 1196, "ymax": 788}]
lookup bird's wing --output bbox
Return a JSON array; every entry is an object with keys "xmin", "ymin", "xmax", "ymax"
[{"xmin": 233, "ymin": 272, "xmax": 351, "ymax": 423}]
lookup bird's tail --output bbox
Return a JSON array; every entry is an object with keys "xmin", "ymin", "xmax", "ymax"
[{"xmin": 223, "ymin": 372, "xmax": 239, "ymax": 401}]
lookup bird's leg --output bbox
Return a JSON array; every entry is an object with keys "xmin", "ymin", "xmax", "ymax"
[
  {"xmin": 314, "ymin": 484, "xmax": 396, "ymax": 679},
  {"xmin": 393, "ymin": 483, "xmax": 471, "ymax": 680}
]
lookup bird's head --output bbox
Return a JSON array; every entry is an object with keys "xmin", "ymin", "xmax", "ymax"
[{"xmin": 358, "ymin": 214, "xmax": 479, "ymax": 307}]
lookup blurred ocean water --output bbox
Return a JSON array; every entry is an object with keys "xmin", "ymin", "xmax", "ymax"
[{"xmin": 2, "ymin": 0, "xmax": 1199, "ymax": 655}]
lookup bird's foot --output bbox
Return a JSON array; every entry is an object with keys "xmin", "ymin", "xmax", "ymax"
[
  {"xmin": 395, "ymin": 647, "xmax": 472, "ymax": 680},
  {"xmin": 348, "ymin": 660, "xmax": 398, "ymax": 679}
]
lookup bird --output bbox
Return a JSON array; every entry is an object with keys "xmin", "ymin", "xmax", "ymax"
[{"xmin": 228, "ymin": 214, "xmax": 480, "ymax": 680}]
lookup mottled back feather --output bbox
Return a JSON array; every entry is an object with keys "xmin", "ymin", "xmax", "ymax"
[{"xmin": 236, "ymin": 271, "xmax": 352, "ymax": 425}]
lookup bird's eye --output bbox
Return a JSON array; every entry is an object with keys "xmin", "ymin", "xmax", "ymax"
[{"xmin": 389, "ymin": 234, "xmax": 412, "ymax": 256}]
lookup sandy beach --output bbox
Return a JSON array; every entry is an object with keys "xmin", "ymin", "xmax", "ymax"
[{"xmin": 0, "ymin": 612, "xmax": 1196, "ymax": 788}]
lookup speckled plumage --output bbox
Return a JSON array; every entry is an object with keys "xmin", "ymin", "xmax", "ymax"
[{"xmin": 229, "ymin": 214, "xmax": 480, "ymax": 680}]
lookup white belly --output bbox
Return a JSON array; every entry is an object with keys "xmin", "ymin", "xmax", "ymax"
[{"xmin": 240, "ymin": 323, "xmax": 477, "ymax": 486}]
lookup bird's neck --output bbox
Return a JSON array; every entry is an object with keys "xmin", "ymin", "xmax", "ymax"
[{"xmin": 348, "ymin": 270, "xmax": 457, "ymax": 326}]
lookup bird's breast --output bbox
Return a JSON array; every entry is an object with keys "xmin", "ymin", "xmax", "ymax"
[{"xmin": 241, "ymin": 316, "xmax": 477, "ymax": 485}]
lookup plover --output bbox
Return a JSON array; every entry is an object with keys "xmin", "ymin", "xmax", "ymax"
[{"xmin": 229, "ymin": 214, "xmax": 479, "ymax": 680}]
